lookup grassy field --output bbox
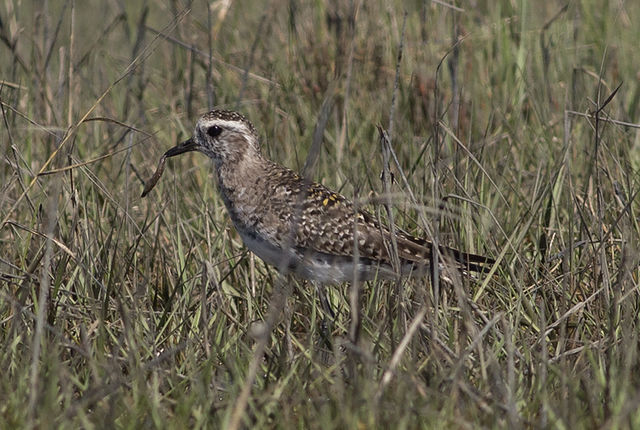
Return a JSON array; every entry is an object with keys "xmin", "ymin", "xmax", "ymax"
[{"xmin": 1, "ymin": 0, "xmax": 639, "ymax": 428}]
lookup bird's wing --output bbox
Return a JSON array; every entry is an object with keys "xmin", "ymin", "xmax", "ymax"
[{"xmin": 260, "ymin": 166, "xmax": 493, "ymax": 272}]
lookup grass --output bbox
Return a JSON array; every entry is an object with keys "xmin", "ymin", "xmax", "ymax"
[{"xmin": 1, "ymin": 0, "xmax": 640, "ymax": 428}]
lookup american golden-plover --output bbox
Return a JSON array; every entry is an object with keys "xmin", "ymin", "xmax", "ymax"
[{"xmin": 143, "ymin": 110, "xmax": 494, "ymax": 288}]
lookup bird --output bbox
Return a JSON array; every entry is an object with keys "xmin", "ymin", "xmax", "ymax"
[{"xmin": 145, "ymin": 109, "xmax": 494, "ymax": 289}]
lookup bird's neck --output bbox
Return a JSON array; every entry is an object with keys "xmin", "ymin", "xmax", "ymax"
[{"xmin": 215, "ymin": 151, "xmax": 268, "ymax": 210}]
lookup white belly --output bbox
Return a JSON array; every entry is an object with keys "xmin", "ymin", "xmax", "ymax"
[{"xmin": 237, "ymin": 229, "xmax": 413, "ymax": 284}]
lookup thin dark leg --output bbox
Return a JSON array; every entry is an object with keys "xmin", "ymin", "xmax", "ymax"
[{"xmin": 315, "ymin": 283, "xmax": 335, "ymax": 349}]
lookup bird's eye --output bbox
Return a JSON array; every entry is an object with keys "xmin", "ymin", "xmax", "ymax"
[{"xmin": 207, "ymin": 125, "xmax": 222, "ymax": 138}]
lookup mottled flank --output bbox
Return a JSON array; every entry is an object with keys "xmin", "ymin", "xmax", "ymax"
[{"xmin": 160, "ymin": 109, "xmax": 495, "ymax": 284}]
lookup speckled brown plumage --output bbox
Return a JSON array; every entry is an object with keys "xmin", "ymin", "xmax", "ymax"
[{"xmin": 158, "ymin": 110, "xmax": 494, "ymax": 284}]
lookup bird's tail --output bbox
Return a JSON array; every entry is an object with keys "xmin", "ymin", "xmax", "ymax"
[
  {"xmin": 437, "ymin": 245, "xmax": 495, "ymax": 274},
  {"xmin": 401, "ymin": 234, "xmax": 495, "ymax": 274}
]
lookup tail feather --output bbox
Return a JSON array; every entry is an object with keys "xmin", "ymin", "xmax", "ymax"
[
  {"xmin": 438, "ymin": 246, "xmax": 495, "ymax": 273},
  {"xmin": 401, "ymin": 234, "xmax": 495, "ymax": 274}
]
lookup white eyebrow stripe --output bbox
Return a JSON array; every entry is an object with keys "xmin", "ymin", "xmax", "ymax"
[{"xmin": 203, "ymin": 119, "xmax": 251, "ymax": 135}]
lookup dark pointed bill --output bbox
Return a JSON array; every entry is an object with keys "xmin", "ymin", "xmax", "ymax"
[
  {"xmin": 141, "ymin": 138, "xmax": 197, "ymax": 198},
  {"xmin": 164, "ymin": 138, "xmax": 197, "ymax": 158}
]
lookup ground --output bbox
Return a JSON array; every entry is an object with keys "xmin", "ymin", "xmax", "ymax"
[{"xmin": 1, "ymin": 1, "xmax": 639, "ymax": 428}]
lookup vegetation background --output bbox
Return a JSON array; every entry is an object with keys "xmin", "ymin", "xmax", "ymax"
[{"xmin": 1, "ymin": 0, "xmax": 639, "ymax": 428}]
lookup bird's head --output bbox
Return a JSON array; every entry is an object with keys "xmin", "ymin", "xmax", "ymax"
[{"xmin": 165, "ymin": 110, "xmax": 260, "ymax": 166}]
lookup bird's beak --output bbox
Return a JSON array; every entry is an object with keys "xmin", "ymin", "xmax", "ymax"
[{"xmin": 164, "ymin": 137, "xmax": 198, "ymax": 158}]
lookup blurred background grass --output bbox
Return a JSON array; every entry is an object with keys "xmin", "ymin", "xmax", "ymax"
[{"xmin": 1, "ymin": 0, "xmax": 639, "ymax": 428}]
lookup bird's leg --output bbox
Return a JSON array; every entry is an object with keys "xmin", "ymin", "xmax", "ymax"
[{"xmin": 314, "ymin": 282, "xmax": 335, "ymax": 350}]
